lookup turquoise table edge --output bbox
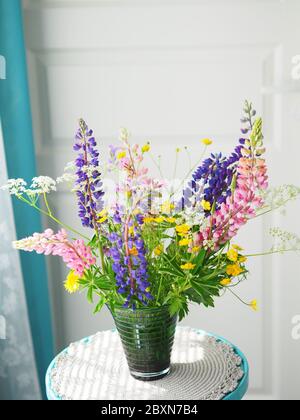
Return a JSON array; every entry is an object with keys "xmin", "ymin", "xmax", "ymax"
[{"xmin": 46, "ymin": 328, "xmax": 249, "ymax": 401}]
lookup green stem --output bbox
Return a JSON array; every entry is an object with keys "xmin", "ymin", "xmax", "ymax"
[
  {"xmin": 226, "ymin": 287, "xmax": 251, "ymax": 307},
  {"xmin": 246, "ymin": 248, "xmax": 298, "ymax": 258},
  {"xmin": 18, "ymin": 195, "xmax": 90, "ymax": 241},
  {"xmin": 170, "ymin": 146, "xmax": 208, "ymax": 199},
  {"xmin": 156, "ymin": 276, "xmax": 163, "ymax": 305}
]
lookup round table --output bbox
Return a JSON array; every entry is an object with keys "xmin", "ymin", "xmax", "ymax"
[{"xmin": 46, "ymin": 327, "xmax": 249, "ymax": 401}]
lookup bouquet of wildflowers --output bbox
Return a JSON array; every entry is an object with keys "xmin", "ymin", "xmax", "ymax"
[{"xmin": 2, "ymin": 101, "xmax": 300, "ymax": 320}]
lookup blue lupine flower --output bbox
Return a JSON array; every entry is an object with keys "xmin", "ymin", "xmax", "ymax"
[
  {"xmin": 108, "ymin": 224, "xmax": 153, "ymax": 308},
  {"xmin": 74, "ymin": 119, "xmax": 104, "ymax": 229},
  {"xmin": 180, "ymin": 141, "xmax": 244, "ymax": 213}
]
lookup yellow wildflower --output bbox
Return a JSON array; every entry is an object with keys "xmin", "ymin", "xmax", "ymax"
[
  {"xmin": 201, "ymin": 138, "xmax": 213, "ymax": 146},
  {"xmin": 176, "ymin": 224, "xmax": 191, "ymax": 236},
  {"xmin": 232, "ymin": 244, "xmax": 244, "ymax": 251},
  {"xmin": 154, "ymin": 244, "xmax": 164, "ymax": 256},
  {"xmin": 220, "ymin": 278, "xmax": 232, "ymax": 286},
  {"xmin": 192, "ymin": 246, "xmax": 200, "ymax": 254},
  {"xmin": 250, "ymin": 300, "xmax": 258, "ymax": 312},
  {"xmin": 97, "ymin": 209, "xmax": 108, "ymax": 224},
  {"xmin": 97, "ymin": 209, "xmax": 107, "ymax": 218},
  {"xmin": 166, "ymin": 217, "xmax": 176, "ymax": 224},
  {"xmin": 64, "ymin": 271, "xmax": 80, "ymax": 294},
  {"xmin": 143, "ymin": 217, "xmax": 155, "ymax": 224},
  {"xmin": 161, "ymin": 201, "xmax": 175, "ymax": 214},
  {"xmin": 227, "ymin": 248, "xmax": 239, "ymax": 262},
  {"xmin": 154, "ymin": 216, "xmax": 165, "ymax": 224},
  {"xmin": 226, "ymin": 264, "xmax": 243, "ymax": 277},
  {"xmin": 129, "ymin": 247, "xmax": 138, "ymax": 257},
  {"xmin": 142, "ymin": 143, "xmax": 151, "ymax": 153},
  {"xmin": 239, "ymin": 256, "xmax": 248, "ymax": 263},
  {"xmin": 98, "ymin": 216, "xmax": 108, "ymax": 224},
  {"xmin": 117, "ymin": 151, "xmax": 126, "ymax": 160},
  {"xmin": 129, "ymin": 226, "xmax": 135, "ymax": 236},
  {"xmin": 181, "ymin": 263, "xmax": 196, "ymax": 271},
  {"xmin": 179, "ymin": 238, "xmax": 191, "ymax": 247},
  {"xmin": 201, "ymin": 200, "xmax": 211, "ymax": 212},
  {"xmin": 176, "ymin": 148, "xmax": 181, "ymax": 153}
]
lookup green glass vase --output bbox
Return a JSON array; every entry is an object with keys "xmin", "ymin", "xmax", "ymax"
[{"xmin": 111, "ymin": 305, "xmax": 177, "ymax": 381}]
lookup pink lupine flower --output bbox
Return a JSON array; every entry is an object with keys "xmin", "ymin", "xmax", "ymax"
[
  {"xmin": 200, "ymin": 157, "xmax": 268, "ymax": 247},
  {"xmin": 13, "ymin": 229, "xmax": 96, "ymax": 277}
]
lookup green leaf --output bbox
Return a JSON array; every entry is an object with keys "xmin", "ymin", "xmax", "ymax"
[
  {"xmin": 192, "ymin": 248, "xmax": 206, "ymax": 274},
  {"xmin": 161, "ymin": 254, "xmax": 185, "ymax": 278},
  {"xmin": 87, "ymin": 286, "xmax": 94, "ymax": 304},
  {"xmin": 93, "ymin": 296, "xmax": 106, "ymax": 314}
]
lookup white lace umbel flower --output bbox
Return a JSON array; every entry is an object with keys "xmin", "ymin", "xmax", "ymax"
[
  {"xmin": 269, "ymin": 228, "xmax": 300, "ymax": 252},
  {"xmin": 29, "ymin": 176, "xmax": 56, "ymax": 194},
  {"xmin": 119, "ymin": 128, "xmax": 130, "ymax": 142},
  {"xmin": 56, "ymin": 161, "xmax": 76, "ymax": 184},
  {"xmin": 56, "ymin": 173, "xmax": 76, "ymax": 184},
  {"xmin": 0, "ymin": 179, "xmax": 27, "ymax": 196},
  {"xmin": 258, "ymin": 185, "xmax": 300, "ymax": 215}
]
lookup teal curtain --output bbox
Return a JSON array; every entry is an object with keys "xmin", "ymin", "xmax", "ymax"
[{"xmin": 0, "ymin": 0, "xmax": 54, "ymax": 399}]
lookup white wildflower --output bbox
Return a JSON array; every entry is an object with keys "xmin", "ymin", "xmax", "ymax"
[
  {"xmin": 56, "ymin": 173, "xmax": 76, "ymax": 184},
  {"xmin": 269, "ymin": 228, "xmax": 300, "ymax": 253},
  {"xmin": 29, "ymin": 176, "xmax": 56, "ymax": 194},
  {"xmin": 119, "ymin": 128, "xmax": 130, "ymax": 142},
  {"xmin": 258, "ymin": 185, "xmax": 300, "ymax": 215},
  {"xmin": 0, "ymin": 179, "xmax": 27, "ymax": 196}
]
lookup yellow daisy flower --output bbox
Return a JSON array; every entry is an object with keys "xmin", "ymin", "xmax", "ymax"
[
  {"xmin": 220, "ymin": 278, "xmax": 232, "ymax": 286},
  {"xmin": 239, "ymin": 256, "xmax": 248, "ymax": 263},
  {"xmin": 144, "ymin": 217, "xmax": 155, "ymax": 224},
  {"xmin": 176, "ymin": 224, "xmax": 191, "ymax": 236},
  {"xmin": 142, "ymin": 143, "xmax": 151, "ymax": 153},
  {"xmin": 201, "ymin": 200, "xmax": 211, "ymax": 211},
  {"xmin": 166, "ymin": 217, "xmax": 176, "ymax": 224},
  {"xmin": 154, "ymin": 244, "xmax": 164, "ymax": 256},
  {"xmin": 181, "ymin": 263, "xmax": 196, "ymax": 271},
  {"xmin": 227, "ymin": 248, "xmax": 239, "ymax": 262},
  {"xmin": 192, "ymin": 246, "xmax": 200, "ymax": 254},
  {"xmin": 117, "ymin": 151, "xmax": 126, "ymax": 160},
  {"xmin": 201, "ymin": 138, "xmax": 213, "ymax": 146},
  {"xmin": 226, "ymin": 264, "xmax": 243, "ymax": 277},
  {"xmin": 179, "ymin": 238, "xmax": 191, "ymax": 247},
  {"xmin": 64, "ymin": 271, "xmax": 80, "ymax": 294},
  {"xmin": 154, "ymin": 216, "xmax": 165, "ymax": 224},
  {"xmin": 250, "ymin": 300, "xmax": 258, "ymax": 312},
  {"xmin": 232, "ymin": 244, "xmax": 244, "ymax": 251},
  {"xmin": 97, "ymin": 216, "xmax": 108, "ymax": 224}
]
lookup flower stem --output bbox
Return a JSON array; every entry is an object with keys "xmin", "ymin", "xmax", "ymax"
[{"xmin": 245, "ymin": 248, "xmax": 297, "ymax": 258}]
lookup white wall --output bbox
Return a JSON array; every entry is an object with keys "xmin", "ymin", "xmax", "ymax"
[{"xmin": 23, "ymin": 0, "xmax": 300, "ymax": 400}]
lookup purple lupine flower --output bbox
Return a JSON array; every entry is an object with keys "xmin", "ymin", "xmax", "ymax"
[
  {"xmin": 180, "ymin": 142, "xmax": 244, "ymax": 213},
  {"xmin": 74, "ymin": 119, "xmax": 105, "ymax": 229},
  {"xmin": 179, "ymin": 104, "xmax": 257, "ymax": 213},
  {"xmin": 108, "ymin": 221, "xmax": 153, "ymax": 308}
]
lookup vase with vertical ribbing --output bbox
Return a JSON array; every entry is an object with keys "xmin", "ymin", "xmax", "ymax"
[{"xmin": 111, "ymin": 305, "xmax": 177, "ymax": 381}]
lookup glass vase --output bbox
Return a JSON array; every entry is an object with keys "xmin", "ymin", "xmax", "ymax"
[{"xmin": 111, "ymin": 305, "xmax": 177, "ymax": 381}]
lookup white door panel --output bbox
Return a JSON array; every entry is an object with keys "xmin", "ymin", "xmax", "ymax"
[{"xmin": 23, "ymin": 0, "xmax": 300, "ymax": 399}]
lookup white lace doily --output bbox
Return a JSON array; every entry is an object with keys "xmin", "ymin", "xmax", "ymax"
[{"xmin": 47, "ymin": 327, "xmax": 246, "ymax": 400}]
